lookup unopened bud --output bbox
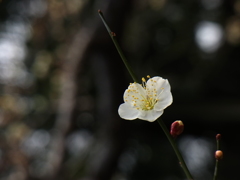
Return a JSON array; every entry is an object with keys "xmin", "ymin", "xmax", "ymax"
[
  {"xmin": 215, "ymin": 150, "xmax": 223, "ymax": 160},
  {"xmin": 216, "ymin": 134, "xmax": 221, "ymax": 140},
  {"xmin": 170, "ymin": 120, "xmax": 184, "ymax": 138}
]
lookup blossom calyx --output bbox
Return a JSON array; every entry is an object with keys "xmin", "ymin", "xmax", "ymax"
[
  {"xmin": 215, "ymin": 150, "xmax": 223, "ymax": 160},
  {"xmin": 170, "ymin": 120, "xmax": 184, "ymax": 138}
]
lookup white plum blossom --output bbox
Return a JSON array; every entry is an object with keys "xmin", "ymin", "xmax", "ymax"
[{"xmin": 118, "ymin": 76, "xmax": 173, "ymax": 122}]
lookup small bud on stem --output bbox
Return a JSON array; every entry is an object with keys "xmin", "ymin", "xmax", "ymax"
[
  {"xmin": 213, "ymin": 134, "xmax": 223, "ymax": 180},
  {"xmin": 216, "ymin": 133, "xmax": 221, "ymax": 151},
  {"xmin": 215, "ymin": 150, "xmax": 223, "ymax": 160},
  {"xmin": 111, "ymin": 32, "xmax": 116, "ymax": 36},
  {"xmin": 216, "ymin": 134, "xmax": 221, "ymax": 140},
  {"xmin": 170, "ymin": 120, "xmax": 184, "ymax": 138}
]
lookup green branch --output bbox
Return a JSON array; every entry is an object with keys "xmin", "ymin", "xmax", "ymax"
[
  {"xmin": 98, "ymin": 10, "xmax": 138, "ymax": 83},
  {"xmin": 213, "ymin": 134, "xmax": 222, "ymax": 180}
]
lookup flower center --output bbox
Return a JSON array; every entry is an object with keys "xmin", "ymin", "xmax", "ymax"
[
  {"xmin": 140, "ymin": 76, "xmax": 159, "ymax": 110},
  {"xmin": 125, "ymin": 76, "xmax": 163, "ymax": 111},
  {"xmin": 141, "ymin": 95, "xmax": 157, "ymax": 110}
]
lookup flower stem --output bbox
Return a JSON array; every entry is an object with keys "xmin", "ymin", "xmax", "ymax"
[
  {"xmin": 213, "ymin": 135, "xmax": 221, "ymax": 180},
  {"xmin": 213, "ymin": 160, "xmax": 219, "ymax": 180},
  {"xmin": 98, "ymin": 10, "xmax": 138, "ymax": 83},
  {"xmin": 157, "ymin": 118, "xmax": 194, "ymax": 180}
]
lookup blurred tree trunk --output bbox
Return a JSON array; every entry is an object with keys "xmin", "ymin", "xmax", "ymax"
[{"xmin": 46, "ymin": 0, "xmax": 133, "ymax": 180}]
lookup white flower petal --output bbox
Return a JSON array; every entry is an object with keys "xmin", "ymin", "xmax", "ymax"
[
  {"xmin": 118, "ymin": 103, "xmax": 140, "ymax": 120},
  {"xmin": 155, "ymin": 86, "xmax": 173, "ymax": 110},
  {"xmin": 123, "ymin": 83, "xmax": 146, "ymax": 101},
  {"xmin": 138, "ymin": 110, "xmax": 164, "ymax": 122},
  {"xmin": 123, "ymin": 83, "xmax": 146, "ymax": 108},
  {"xmin": 149, "ymin": 77, "xmax": 171, "ymax": 94},
  {"xmin": 154, "ymin": 93, "xmax": 173, "ymax": 110},
  {"xmin": 144, "ymin": 77, "xmax": 156, "ymax": 93}
]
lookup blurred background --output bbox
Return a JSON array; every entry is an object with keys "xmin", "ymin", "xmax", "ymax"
[{"xmin": 0, "ymin": 0, "xmax": 239, "ymax": 180}]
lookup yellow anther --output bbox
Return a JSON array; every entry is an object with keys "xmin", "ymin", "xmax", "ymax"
[
  {"xmin": 147, "ymin": 75, "xmax": 150, "ymax": 78},
  {"xmin": 142, "ymin": 77, "xmax": 146, "ymax": 82}
]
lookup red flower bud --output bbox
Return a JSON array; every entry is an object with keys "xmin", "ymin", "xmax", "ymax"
[
  {"xmin": 215, "ymin": 150, "xmax": 223, "ymax": 160},
  {"xmin": 216, "ymin": 134, "xmax": 221, "ymax": 140},
  {"xmin": 170, "ymin": 120, "xmax": 184, "ymax": 138}
]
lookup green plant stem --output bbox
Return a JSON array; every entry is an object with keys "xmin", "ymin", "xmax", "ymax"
[
  {"xmin": 157, "ymin": 118, "xmax": 194, "ymax": 180},
  {"xmin": 98, "ymin": 10, "xmax": 138, "ymax": 83},
  {"xmin": 213, "ymin": 160, "xmax": 219, "ymax": 180},
  {"xmin": 217, "ymin": 138, "xmax": 220, "ymax": 150},
  {"xmin": 213, "ymin": 137, "xmax": 220, "ymax": 180}
]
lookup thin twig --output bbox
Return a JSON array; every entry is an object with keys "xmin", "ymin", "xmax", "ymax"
[{"xmin": 98, "ymin": 10, "xmax": 138, "ymax": 83}]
